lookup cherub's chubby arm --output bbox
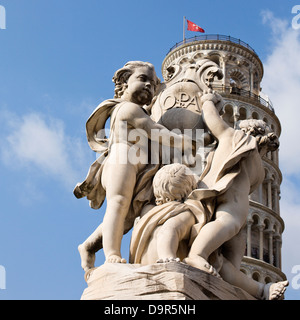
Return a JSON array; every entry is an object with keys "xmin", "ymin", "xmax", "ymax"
[
  {"xmin": 120, "ymin": 101, "xmax": 191, "ymax": 150},
  {"xmin": 200, "ymin": 90, "xmax": 234, "ymax": 140}
]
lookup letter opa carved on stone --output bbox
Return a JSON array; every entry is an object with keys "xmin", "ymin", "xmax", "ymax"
[{"xmin": 163, "ymin": 92, "xmax": 201, "ymax": 111}]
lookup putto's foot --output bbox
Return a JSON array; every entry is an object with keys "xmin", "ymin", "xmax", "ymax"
[
  {"xmin": 184, "ymin": 255, "xmax": 221, "ymax": 279},
  {"xmin": 156, "ymin": 257, "xmax": 180, "ymax": 263},
  {"xmin": 78, "ymin": 243, "xmax": 96, "ymax": 272},
  {"xmin": 105, "ymin": 254, "xmax": 127, "ymax": 264},
  {"xmin": 264, "ymin": 280, "xmax": 289, "ymax": 300}
]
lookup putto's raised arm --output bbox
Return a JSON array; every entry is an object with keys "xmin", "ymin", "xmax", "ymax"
[
  {"xmin": 200, "ymin": 90, "xmax": 234, "ymax": 140},
  {"xmin": 122, "ymin": 101, "xmax": 191, "ymax": 151}
]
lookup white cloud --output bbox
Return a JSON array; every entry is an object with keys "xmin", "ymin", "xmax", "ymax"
[
  {"xmin": 1, "ymin": 111, "xmax": 88, "ymax": 190},
  {"xmin": 261, "ymin": 11, "xmax": 300, "ymax": 298},
  {"xmin": 261, "ymin": 10, "xmax": 300, "ymax": 176},
  {"xmin": 281, "ymin": 178, "xmax": 300, "ymax": 299},
  {"xmin": 281, "ymin": 178, "xmax": 300, "ymax": 261}
]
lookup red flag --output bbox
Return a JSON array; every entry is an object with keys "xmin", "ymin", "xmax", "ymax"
[{"xmin": 187, "ymin": 19, "xmax": 205, "ymax": 33}]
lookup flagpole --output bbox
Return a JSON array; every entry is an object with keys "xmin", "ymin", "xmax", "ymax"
[{"xmin": 183, "ymin": 16, "xmax": 186, "ymax": 43}]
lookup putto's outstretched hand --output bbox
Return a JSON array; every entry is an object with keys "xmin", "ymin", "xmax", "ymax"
[{"xmin": 200, "ymin": 89, "xmax": 223, "ymax": 105}]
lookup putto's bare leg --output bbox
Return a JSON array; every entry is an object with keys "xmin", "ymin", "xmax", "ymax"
[
  {"xmin": 101, "ymin": 160, "xmax": 137, "ymax": 264},
  {"xmin": 78, "ymin": 224, "xmax": 103, "ymax": 272},
  {"xmin": 156, "ymin": 210, "xmax": 195, "ymax": 264},
  {"xmin": 78, "ymin": 244, "xmax": 96, "ymax": 272}
]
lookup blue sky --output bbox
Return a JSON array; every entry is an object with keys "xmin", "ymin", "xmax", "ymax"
[{"xmin": 0, "ymin": 0, "xmax": 300, "ymax": 300}]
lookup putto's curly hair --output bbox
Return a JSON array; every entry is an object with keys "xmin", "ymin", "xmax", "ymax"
[
  {"xmin": 237, "ymin": 119, "xmax": 279, "ymax": 152},
  {"xmin": 112, "ymin": 61, "xmax": 160, "ymax": 99},
  {"xmin": 153, "ymin": 163, "xmax": 197, "ymax": 206}
]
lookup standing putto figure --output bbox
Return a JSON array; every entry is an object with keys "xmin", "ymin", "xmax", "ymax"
[{"xmin": 74, "ymin": 61, "xmax": 191, "ymax": 271}]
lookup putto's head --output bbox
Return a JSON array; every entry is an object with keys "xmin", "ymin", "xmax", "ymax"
[
  {"xmin": 153, "ymin": 163, "xmax": 197, "ymax": 206},
  {"xmin": 237, "ymin": 119, "xmax": 279, "ymax": 154},
  {"xmin": 112, "ymin": 61, "xmax": 160, "ymax": 105}
]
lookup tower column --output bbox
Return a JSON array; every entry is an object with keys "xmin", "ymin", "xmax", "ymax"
[
  {"xmin": 272, "ymin": 184, "xmax": 279, "ymax": 213},
  {"xmin": 266, "ymin": 179, "xmax": 273, "ymax": 210},
  {"xmin": 274, "ymin": 234, "xmax": 281, "ymax": 268},
  {"xmin": 258, "ymin": 183, "xmax": 263, "ymax": 203},
  {"xmin": 249, "ymin": 66, "xmax": 253, "ymax": 93},
  {"xmin": 258, "ymin": 224, "xmax": 265, "ymax": 260},
  {"xmin": 267, "ymin": 230, "xmax": 274, "ymax": 265},
  {"xmin": 246, "ymin": 219, "xmax": 253, "ymax": 257}
]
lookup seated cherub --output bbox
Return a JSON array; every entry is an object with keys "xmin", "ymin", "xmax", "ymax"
[
  {"xmin": 129, "ymin": 163, "xmax": 205, "ymax": 265},
  {"xmin": 152, "ymin": 163, "xmax": 199, "ymax": 263}
]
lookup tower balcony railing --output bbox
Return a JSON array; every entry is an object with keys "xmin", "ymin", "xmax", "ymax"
[
  {"xmin": 168, "ymin": 34, "xmax": 256, "ymax": 54},
  {"xmin": 211, "ymin": 84, "xmax": 275, "ymax": 113}
]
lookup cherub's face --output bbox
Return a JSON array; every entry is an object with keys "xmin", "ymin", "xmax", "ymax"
[{"xmin": 125, "ymin": 66, "xmax": 157, "ymax": 105}]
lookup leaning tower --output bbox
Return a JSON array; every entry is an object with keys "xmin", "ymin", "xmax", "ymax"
[{"xmin": 161, "ymin": 35, "xmax": 286, "ymax": 285}]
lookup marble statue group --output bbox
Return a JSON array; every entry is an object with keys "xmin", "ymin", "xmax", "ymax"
[{"xmin": 74, "ymin": 59, "xmax": 288, "ymax": 300}]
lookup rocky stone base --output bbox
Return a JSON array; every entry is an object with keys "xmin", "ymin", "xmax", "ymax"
[{"xmin": 81, "ymin": 262, "xmax": 256, "ymax": 300}]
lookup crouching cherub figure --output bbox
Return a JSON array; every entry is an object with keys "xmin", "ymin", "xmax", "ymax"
[
  {"xmin": 129, "ymin": 163, "xmax": 208, "ymax": 265},
  {"xmin": 74, "ymin": 61, "xmax": 193, "ymax": 270}
]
